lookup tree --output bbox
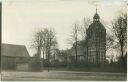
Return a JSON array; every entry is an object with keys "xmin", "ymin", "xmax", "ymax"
[
  {"xmin": 70, "ymin": 22, "xmax": 80, "ymax": 63},
  {"xmin": 45, "ymin": 28, "xmax": 57, "ymax": 71},
  {"xmin": 111, "ymin": 13, "xmax": 127, "ymax": 64},
  {"xmin": 30, "ymin": 27, "xmax": 58, "ymax": 71},
  {"xmin": 30, "ymin": 29, "xmax": 46, "ymax": 71},
  {"xmin": 79, "ymin": 17, "xmax": 91, "ymax": 40},
  {"xmin": 31, "ymin": 30, "xmax": 45, "ymax": 58},
  {"xmin": 68, "ymin": 18, "xmax": 91, "ymax": 65},
  {"xmin": 52, "ymin": 48, "xmax": 60, "ymax": 66},
  {"xmin": 79, "ymin": 18, "xmax": 91, "ymax": 63},
  {"xmin": 106, "ymin": 33, "xmax": 114, "ymax": 50}
]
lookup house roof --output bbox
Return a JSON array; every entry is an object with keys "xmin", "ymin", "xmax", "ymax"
[
  {"xmin": 2, "ymin": 43, "xmax": 30, "ymax": 57},
  {"xmin": 70, "ymin": 46, "xmax": 85, "ymax": 56},
  {"xmin": 69, "ymin": 41, "xmax": 87, "ymax": 56}
]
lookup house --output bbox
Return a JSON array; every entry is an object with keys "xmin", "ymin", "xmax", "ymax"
[
  {"xmin": 1, "ymin": 43, "xmax": 30, "ymax": 71},
  {"xmin": 69, "ymin": 40, "xmax": 87, "ymax": 62}
]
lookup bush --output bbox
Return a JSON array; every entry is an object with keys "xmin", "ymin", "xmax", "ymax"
[{"xmin": 29, "ymin": 57, "xmax": 42, "ymax": 72}]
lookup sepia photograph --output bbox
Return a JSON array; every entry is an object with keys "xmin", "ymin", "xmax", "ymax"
[{"xmin": 1, "ymin": 0, "xmax": 127, "ymax": 81}]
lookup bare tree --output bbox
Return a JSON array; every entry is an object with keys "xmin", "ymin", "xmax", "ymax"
[
  {"xmin": 106, "ymin": 33, "xmax": 115, "ymax": 50},
  {"xmin": 30, "ymin": 28, "xmax": 58, "ymax": 71},
  {"xmin": 111, "ymin": 13, "xmax": 127, "ymax": 63},
  {"xmin": 68, "ymin": 18, "xmax": 91, "ymax": 64},
  {"xmin": 79, "ymin": 17, "xmax": 91, "ymax": 40},
  {"xmin": 45, "ymin": 28, "xmax": 57, "ymax": 71},
  {"xmin": 70, "ymin": 22, "xmax": 80, "ymax": 63},
  {"xmin": 30, "ymin": 29, "xmax": 46, "ymax": 71},
  {"xmin": 31, "ymin": 29, "xmax": 45, "ymax": 58}
]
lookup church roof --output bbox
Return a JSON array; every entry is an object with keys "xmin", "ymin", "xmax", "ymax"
[
  {"xmin": 87, "ymin": 9, "xmax": 106, "ymax": 32},
  {"xmin": 2, "ymin": 43, "xmax": 30, "ymax": 57},
  {"xmin": 88, "ymin": 21, "xmax": 106, "ymax": 31}
]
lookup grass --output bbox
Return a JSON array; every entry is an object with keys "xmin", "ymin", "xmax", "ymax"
[
  {"xmin": 1, "ymin": 70, "xmax": 127, "ymax": 81},
  {"xmin": 45, "ymin": 66, "xmax": 127, "ymax": 73}
]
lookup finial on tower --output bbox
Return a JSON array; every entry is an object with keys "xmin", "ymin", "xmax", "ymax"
[
  {"xmin": 95, "ymin": 4, "xmax": 98, "ymax": 14},
  {"xmin": 93, "ymin": 6, "xmax": 100, "ymax": 21},
  {"xmin": 96, "ymin": 7, "xmax": 97, "ymax": 13}
]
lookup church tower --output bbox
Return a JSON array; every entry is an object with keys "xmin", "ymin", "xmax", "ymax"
[{"xmin": 86, "ymin": 8, "xmax": 106, "ymax": 65}]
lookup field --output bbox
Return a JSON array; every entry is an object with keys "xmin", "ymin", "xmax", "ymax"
[{"xmin": 1, "ymin": 70, "xmax": 127, "ymax": 81}]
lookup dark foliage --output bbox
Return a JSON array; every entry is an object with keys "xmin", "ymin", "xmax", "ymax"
[{"xmin": 29, "ymin": 56, "xmax": 42, "ymax": 72}]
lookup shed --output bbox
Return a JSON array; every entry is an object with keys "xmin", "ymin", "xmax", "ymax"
[{"xmin": 1, "ymin": 43, "xmax": 30, "ymax": 71}]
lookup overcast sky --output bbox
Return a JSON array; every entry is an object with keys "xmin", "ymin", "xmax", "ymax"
[{"xmin": 2, "ymin": 0, "xmax": 126, "ymax": 56}]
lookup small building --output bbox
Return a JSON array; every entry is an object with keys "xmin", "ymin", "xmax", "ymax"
[{"xmin": 1, "ymin": 43, "xmax": 30, "ymax": 71}]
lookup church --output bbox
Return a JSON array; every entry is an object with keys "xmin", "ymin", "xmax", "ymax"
[
  {"xmin": 86, "ymin": 9, "xmax": 106, "ymax": 65},
  {"xmin": 64, "ymin": 9, "xmax": 106, "ymax": 66}
]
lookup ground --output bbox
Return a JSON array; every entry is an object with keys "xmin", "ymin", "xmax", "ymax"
[{"xmin": 1, "ymin": 70, "xmax": 127, "ymax": 81}]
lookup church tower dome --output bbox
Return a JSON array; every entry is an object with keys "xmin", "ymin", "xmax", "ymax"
[{"xmin": 93, "ymin": 8, "xmax": 100, "ymax": 21}]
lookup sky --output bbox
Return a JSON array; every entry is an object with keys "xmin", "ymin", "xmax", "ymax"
[{"xmin": 2, "ymin": 0, "xmax": 126, "ymax": 56}]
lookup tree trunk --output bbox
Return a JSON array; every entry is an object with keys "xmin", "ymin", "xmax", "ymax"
[
  {"xmin": 121, "ymin": 44, "xmax": 124, "ymax": 66},
  {"xmin": 43, "ymin": 50, "xmax": 45, "ymax": 68},
  {"xmin": 48, "ymin": 50, "xmax": 50, "ymax": 72},
  {"xmin": 48, "ymin": 38, "xmax": 52, "ymax": 72},
  {"xmin": 54, "ymin": 53, "xmax": 56, "ymax": 67},
  {"xmin": 37, "ymin": 46, "xmax": 41, "ymax": 58},
  {"xmin": 75, "ymin": 43, "xmax": 78, "ymax": 63}
]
